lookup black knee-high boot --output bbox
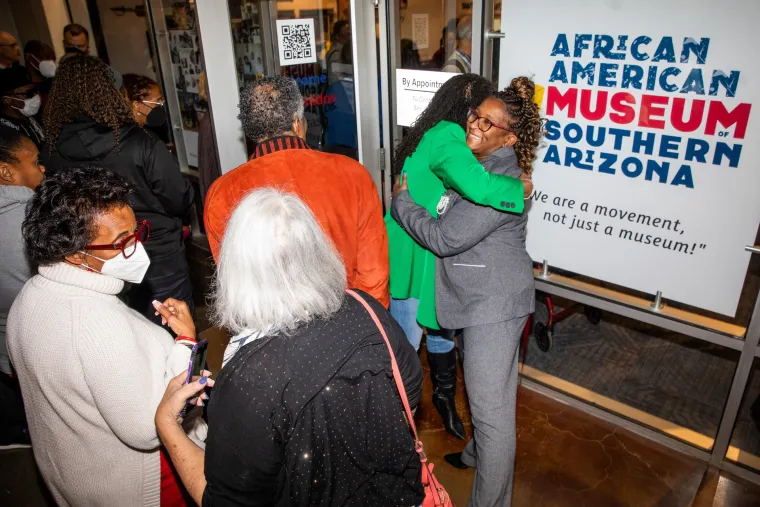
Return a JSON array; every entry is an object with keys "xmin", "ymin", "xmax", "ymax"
[{"xmin": 428, "ymin": 349, "xmax": 466, "ymax": 440}]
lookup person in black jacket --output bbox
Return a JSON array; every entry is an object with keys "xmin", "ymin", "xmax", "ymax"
[
  {"xmin": 155, "ymin": 189, "xmax": 423, "ymax": 507},
  {"xmin": 43, "ymin": 54, "xmax": 195, "ymax": 324}
]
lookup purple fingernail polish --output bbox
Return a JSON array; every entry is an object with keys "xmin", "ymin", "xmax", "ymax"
[{"xmin": 199, "ymin": 377, "xmax": 207, "ymax": 385}]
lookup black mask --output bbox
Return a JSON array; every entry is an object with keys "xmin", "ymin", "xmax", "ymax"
[
  {"xmin": 65, "ymin": 46, "xmax": 86, "ymax": 55},
  {"xmin": 145, "ymin": 104, "xmax": 167, "ymax": 128}
]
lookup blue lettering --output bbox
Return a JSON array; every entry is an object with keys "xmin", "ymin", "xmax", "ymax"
[
  {"xmin": 551, "ymin": 34, "xmax": 571, "ymax": 57},
  {"xmin": 621, "ymin": 157, "xmax": 643, "ymax": 178},
  {"xmin": 593, "ymin": 35, "xmax": 625, "ymax": 60},
  {"xmin": 670, "ymin": 165, "xmax": 694, "ymax": 188},
  {"xmin": 598, "ymin": 63, "xmax": 618, "ymax": 87},
  {"xmin": 680, "ymin": 68, "xmax": 705, "ymax": 95},
  {"xmin": 709, "ymin": 70, "xmax": 740, "ymax": 97},
  {"xmin": 658, "ymin": 67, "xmax": 681, "ymax": 92},
  {"xmin": 545, "ymin": 120, "xmax": 561, "ymax": 141},
  {"xmin": 631, "ymin": 36, "xmax": 652, "ymax": 61},
  {"xmin": 680, "ymin": 37, "xmax": 710, "ymax": 65},
  {"xmin": 631, "ymin": 131, "xmax": 655, "ymax": 155},
  {"xmin": 684, "ymin": 139, "xmax": 709, "ymax": 163},
  {"xmin": 573, "ymin": 34, "xmax": 593, "ymax": 58},
  {"xmin": 571, "ymin": 61, "xmax": 596, "ymax": 85},
  {"xmin": 645, "ymin": 159, "xmax": 670, "ymax": 183},
  {"xmin": 544, "ymin": 144, "xmax": 561, "ymax": 165},
  {"xmin": 646, "ymin": 66, "xmax": 657, "ymax": 91},
  {"xmin": 549, "ymin": 60, "xmax": 568, "ymax": 83},
  {"xmin": 713, "ymin": 142, "xmax": 743, "ymax": 168},
  {"xmin": 566, "ymin": 147, "xmax": 593, "ymax": 170},
  {"xmin": 564, "ymin": 123, "xmax": 583, "ymax": 143},
  {"xmin": 652, "ymin": 37, "xmax": 676, "ymax": 63},
  {"xmin": 608, "ymin": 128, "xmax": 631, "ymax": 150},
  {"xmin": 658, "ymin": 135, "xmax": 681, "ymax": 159},
  {"xmin": 621, "ymin": 65, "xmax": 644, "ymax": 89},
  {"xmin": 587, "ymin": 126, "xmax": 606, "ymax": 147},
  {"xmin": 599, "ymin": 152, "xmax": 617, "ymax": 174}
]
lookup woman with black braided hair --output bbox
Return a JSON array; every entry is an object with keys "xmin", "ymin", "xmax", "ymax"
[
  {"xmin": 387, "ymin": 73, "xmax": 532, "ymax": 441},
  {"xmin": 42, "ymin": 55, "xmax": 195, "ymax": 325},
  {"xmin": 392, "ymin": 76, "xmax": 543, "ymax": 506}
]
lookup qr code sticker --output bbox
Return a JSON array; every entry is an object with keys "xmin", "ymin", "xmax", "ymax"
[
  {"xmin": 276, "ymin": 19, "xmax": 317, "ymax": 66},
  {"xmin": 281, "ymin": 24, "xmax": 312, "ymax": 60}
]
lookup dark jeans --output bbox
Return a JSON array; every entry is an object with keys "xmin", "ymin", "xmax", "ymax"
[{"xmin": 127, "ymin": 253, "xmax": 195, "ymax": 328}]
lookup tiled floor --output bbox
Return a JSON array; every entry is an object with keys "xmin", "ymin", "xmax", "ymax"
[{"xmin": 3, "ymin": 350, "xmax": 760, "ymax": 506}]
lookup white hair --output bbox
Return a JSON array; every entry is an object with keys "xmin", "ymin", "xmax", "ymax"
[{"xmin": 211, "ymin": 188, "xmax": 347, "ymax": 335}]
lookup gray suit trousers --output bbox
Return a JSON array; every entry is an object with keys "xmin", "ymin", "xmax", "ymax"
[{"xmin": 460, "ymin": 316, "xmax": 527, "ymax": 507}]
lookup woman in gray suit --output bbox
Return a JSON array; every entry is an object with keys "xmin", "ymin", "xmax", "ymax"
[{"xmin": 391, "ymin": 76, "xmax": 543, "ymax": 507}]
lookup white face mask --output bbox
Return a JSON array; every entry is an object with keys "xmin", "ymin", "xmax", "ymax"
[
  {"xmin": 81, "ymin": 242, "xmax": 151, "ymax": 284},
  {"xmin": 37, "ymin": 60, "xmax": 57, "ymax": 78},
  {"xmin": 10, "ymin": 94, "xmax": 41, "ymax": 117}
]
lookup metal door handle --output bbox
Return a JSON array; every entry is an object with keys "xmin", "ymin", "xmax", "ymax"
[
  {"xmin": 746, "ymin": 245, "xmax": 760, "ymax": 254},
  {"xmin": 485, "ymin": 31, "xmax": 505, "ymax": 40}
]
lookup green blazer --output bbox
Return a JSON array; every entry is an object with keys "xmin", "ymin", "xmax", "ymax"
[{"xmin": 386, "ymin": 121, "xmax": 525, "ymax": 330}]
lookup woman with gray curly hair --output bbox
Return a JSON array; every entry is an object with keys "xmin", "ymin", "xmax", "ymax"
[{"xmin": 157, "ymin": 188, "xmax": 424, "ymax": 506}]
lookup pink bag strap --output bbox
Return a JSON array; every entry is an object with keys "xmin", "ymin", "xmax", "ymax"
[{"xmin": 345, "ymin": 290, "xmax": 420, "ymax": 442}]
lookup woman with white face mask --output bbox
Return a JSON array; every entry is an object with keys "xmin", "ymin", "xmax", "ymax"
[
  {"xmin": 6, "ymin": 165, "xmax": 204, "ymax": 507},
  {"xmin": 1, "ymin": 78, "xmax": 45, "ymax": 149},
  {"xmin": 24, "ymin": 40, "xmax": 57, "ymax": 81}
]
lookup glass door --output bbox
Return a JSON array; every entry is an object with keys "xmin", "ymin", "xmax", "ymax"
[
  {"xmin": 146, "ymin": 0, "xmax": 208, "ymax": 174},
  {"xmin": 379, "ymin": 0, "xmax": 495, "ymax": 205},
  {"xmin": 225, "ymin": 0, "xmax": 359, "ymax": 160}
]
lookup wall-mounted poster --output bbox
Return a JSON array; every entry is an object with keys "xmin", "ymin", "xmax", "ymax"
[
  {"xmin": 276, "ymin": 18, "xmax": 317, "ymax": 66},
  {"xmin": 412, "ymin": 14, "xmax": 429, "ymax": 50},
  {"xmin": 499, "ymin": 0, "xmax": 760, "ymax": 317}
]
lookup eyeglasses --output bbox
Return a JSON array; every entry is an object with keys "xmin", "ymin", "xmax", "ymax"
[
  {"xmin": 467, "ymin": 108, "xmax": 510, "ymax": 133},
  {"xmin": 139, "ymin": 99, "xmax": 164, "ymax": 108},
  {"xmin": 84, "ymin": 220, "xmax": 150, "ymax": 258}
]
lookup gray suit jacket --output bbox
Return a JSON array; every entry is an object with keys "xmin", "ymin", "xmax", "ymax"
[{"xmin": 391, "ymin": 146, "xmax": 535, "ymax": 329}]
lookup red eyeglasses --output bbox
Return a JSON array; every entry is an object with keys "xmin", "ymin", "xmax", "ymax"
[{"xmin": 84, "ymin": 220, "xmax": 150, "ymax": 258}]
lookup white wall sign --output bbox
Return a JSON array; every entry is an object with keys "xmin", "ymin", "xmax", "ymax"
[
  {"xmin": 500, "ymin": 0, "xmax": 760, "ymax": 316},
  {"xmin": 396, "ymin": 69, "xmax": 459, "ymax": 127},
  {"xmin": 412, "ymin": 14, "xmax": 429, "ymax": 50},
  {"xmin": 276, "ymin": 19, "xmax": 317, "ymax": 66}
]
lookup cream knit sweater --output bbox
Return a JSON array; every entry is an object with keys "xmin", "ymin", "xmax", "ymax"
[{"xmin": 7, "ymin": 263, "xmax": 192, "ymax": 507}]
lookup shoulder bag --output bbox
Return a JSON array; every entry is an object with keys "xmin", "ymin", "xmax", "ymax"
[{"xmin": 346, "ymin": 289, "xmax": 453, "ymax": 507}]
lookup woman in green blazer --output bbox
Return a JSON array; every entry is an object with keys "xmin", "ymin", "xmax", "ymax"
[{"xmin": 387, "ymin": 74, "xmax": 531, "ymax": 439}]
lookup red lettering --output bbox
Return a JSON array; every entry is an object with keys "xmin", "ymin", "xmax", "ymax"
[
  {"xmin": 671, "ymin": 98, "xmax": 705, "ymax": 133},
  {"xmin": 638, "ymin": 95, "xmax": 669, "ymax": 129},
  {"xmin": 546, "ymin": 86, "xmax": 577, "ymax": 118},
  {"xmin": 609, "ymin": 92, "xmax": 636, "ymax": 124},
  {"xmin": 579, "ymin": 89, "xmax": 607, "ymax": 121},
  {"xmin": 705, "ymin": 102, "xmax": 752, "ymax": 139}
]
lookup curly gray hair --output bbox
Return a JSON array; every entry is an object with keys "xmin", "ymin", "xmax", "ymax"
[{"xmin": 237, "ymin": 76, "xmax": 305, "ymax": 142}]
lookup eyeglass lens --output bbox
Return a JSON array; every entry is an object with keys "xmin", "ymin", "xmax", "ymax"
[{"xmin": 469, "ymin": 111, "xmax": 494, "ymax": 132}]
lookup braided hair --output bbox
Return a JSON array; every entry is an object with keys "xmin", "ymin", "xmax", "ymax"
[
  {"xmin": 495, "ymin": 76, "xmax": 543, "ymax": 176},
  {"xmin": 44, "ymin": 55, "xmax": 134, "ymax": 152},
  {"xmin": 392, "ymin": 73, "xmax": 494, "ymax": 178}
]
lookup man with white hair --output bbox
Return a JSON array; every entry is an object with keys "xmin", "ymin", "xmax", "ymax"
[
  {"xmin": 204, "ymin": 76, "xmax": 390, "ymax": 307},
  {"xmin": 442, "ymin": 16, "xmax": 472, "ymax": 73}
]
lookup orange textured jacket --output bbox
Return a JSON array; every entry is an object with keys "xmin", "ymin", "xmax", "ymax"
[{"xmin": 204, "ymin": 136, "xmax": 390, "ymax": 307}]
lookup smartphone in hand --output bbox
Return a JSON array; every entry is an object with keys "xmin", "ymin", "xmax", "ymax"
[{"xmin": 181, "ymin": 339, "xmax": 208, "ymax": 417}]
